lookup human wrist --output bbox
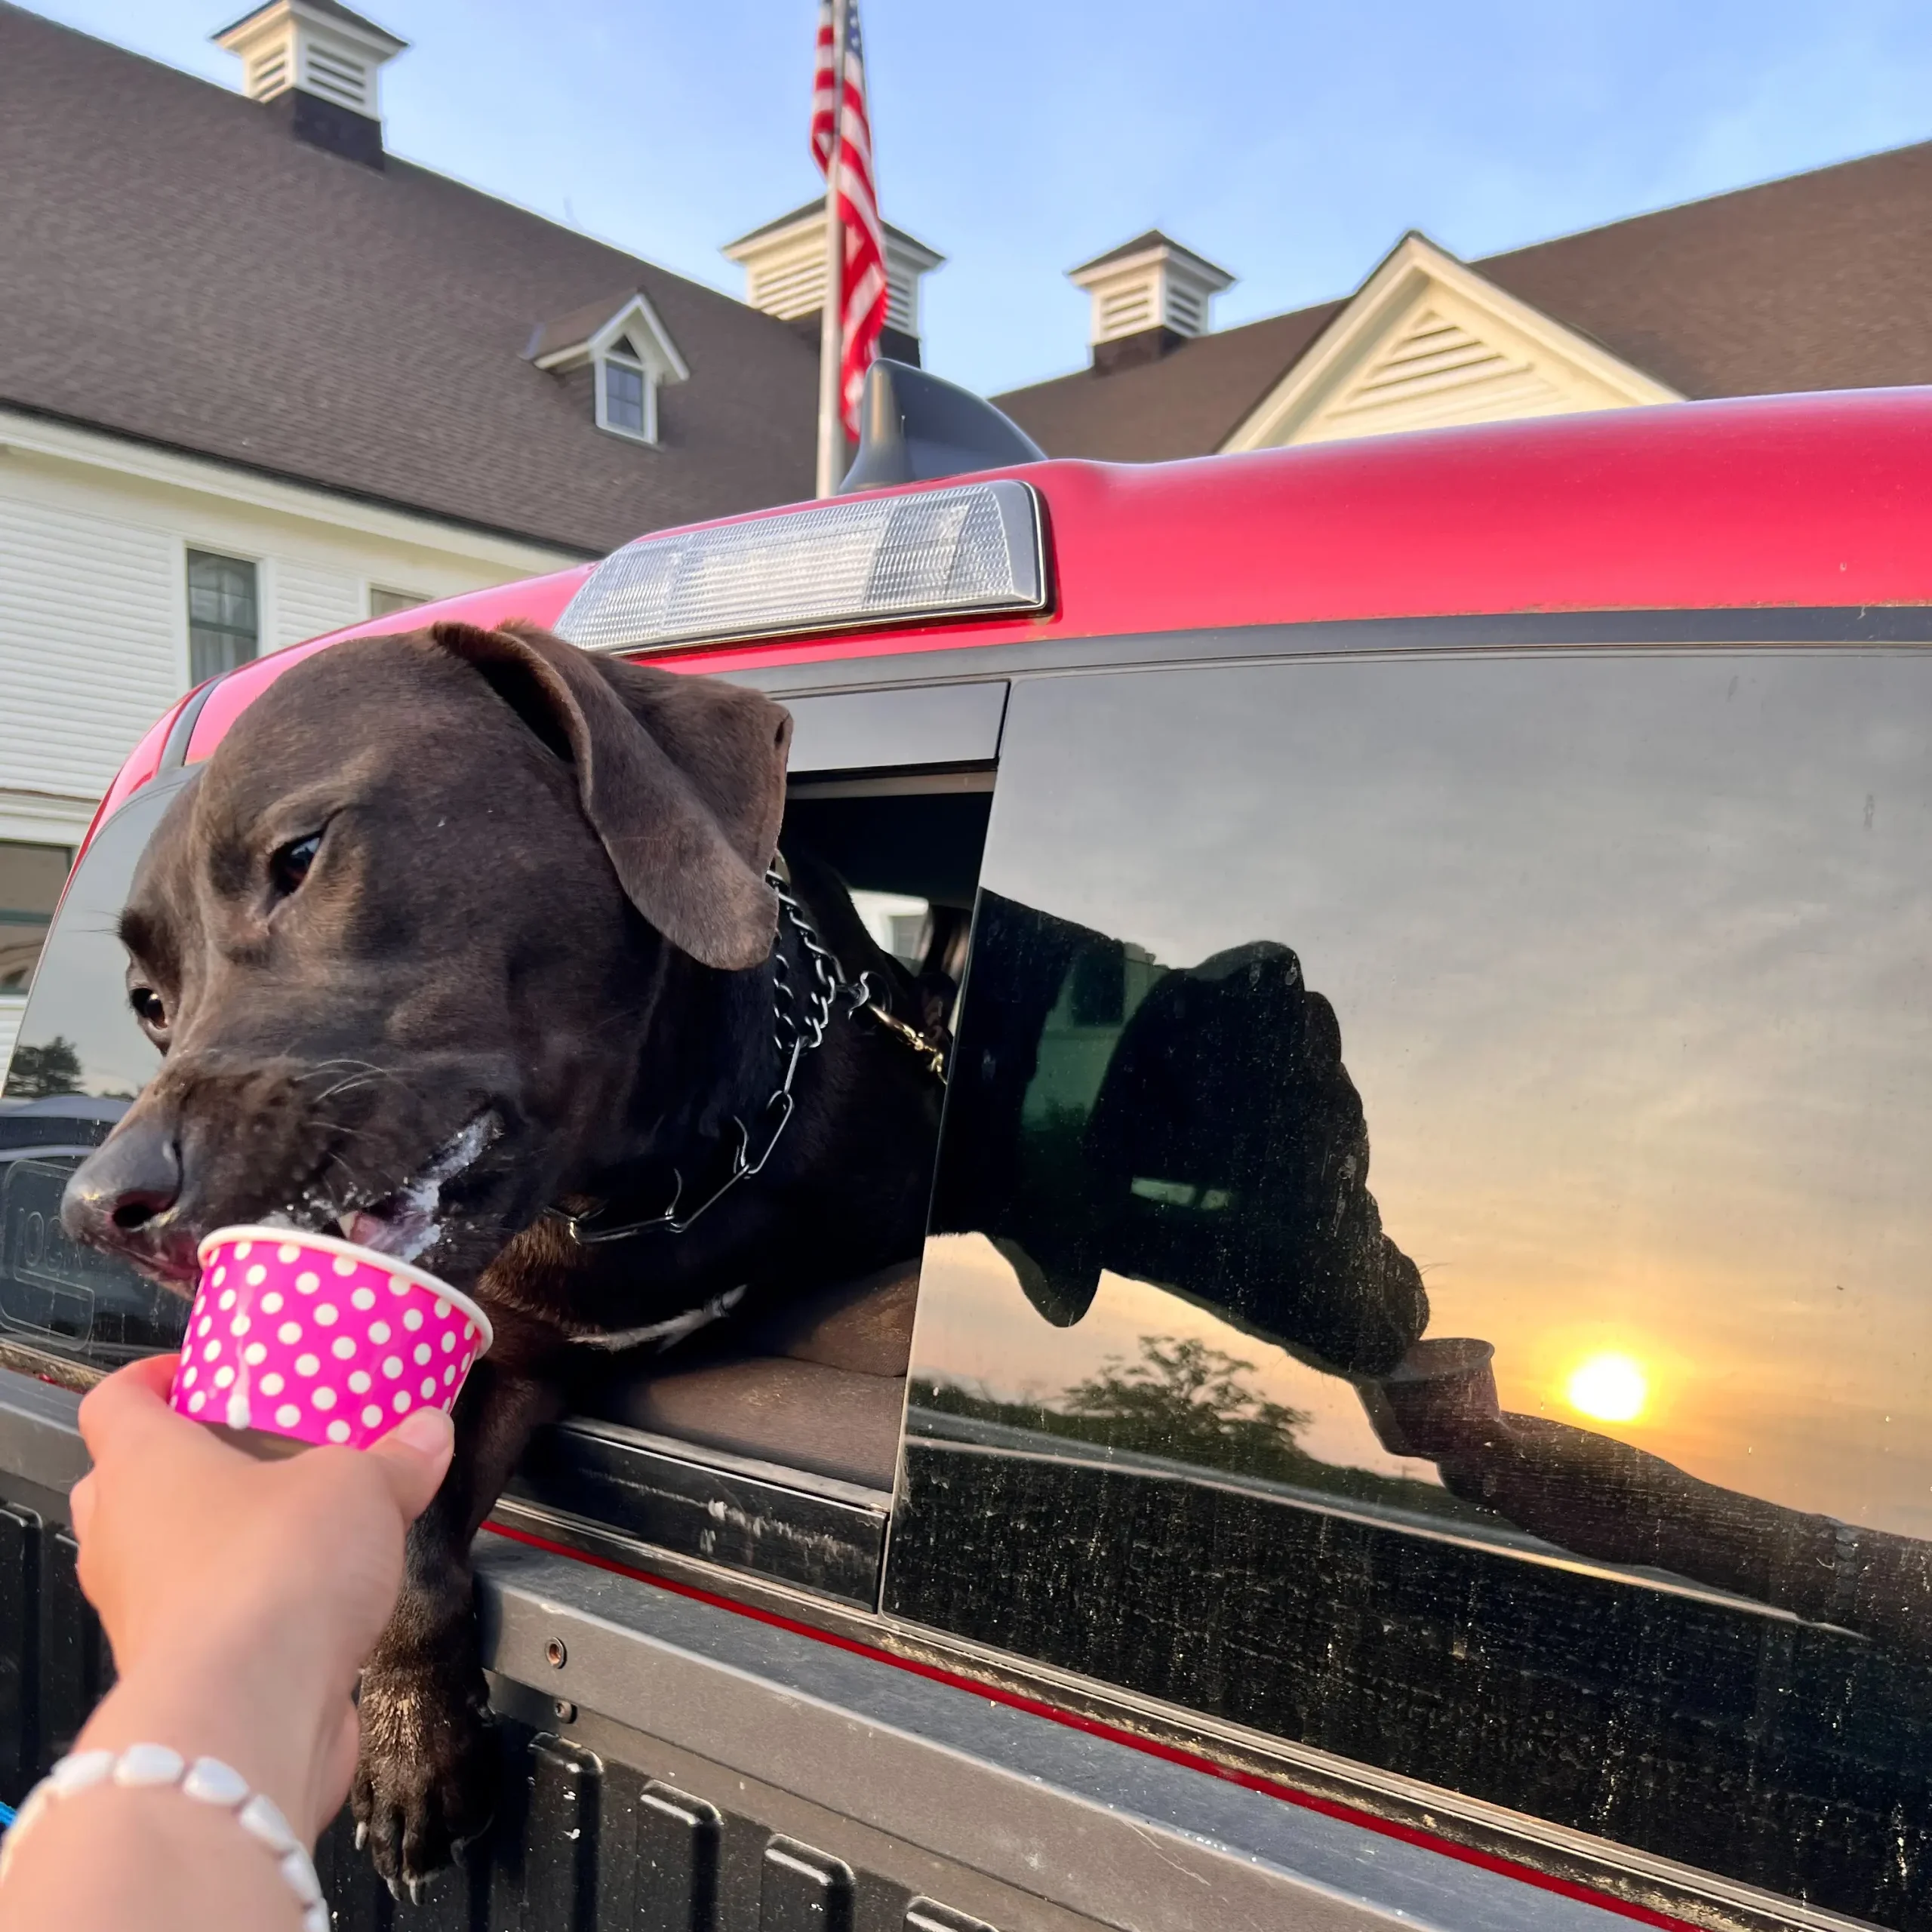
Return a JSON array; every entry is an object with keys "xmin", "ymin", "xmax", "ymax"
[
  {"xmin": 0, "ymin": 1772, "xmax": 306, "ymax": 1932},
  {"xmin": 77, "ymin": 1657, "xmax": 334, "ymax": 1841}
]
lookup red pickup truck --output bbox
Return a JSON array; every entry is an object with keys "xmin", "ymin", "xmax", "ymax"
[{"xmin": 5, "ymin": 373, "xmax": 1932, "ymax": 1931}]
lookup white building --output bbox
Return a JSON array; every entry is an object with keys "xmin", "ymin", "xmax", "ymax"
[
  {"xmin": 994, "ymin": 147, "xmax": 1932, "ymax": 459},
  {"xmin": 0, "ymin": 0, "xmax": 857, "ymax": 1070}
]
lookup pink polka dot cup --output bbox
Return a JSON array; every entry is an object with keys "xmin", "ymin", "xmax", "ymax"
[{"xmin": 174, "ymin": 1226, "xmax": 494, "ymax": 1451}]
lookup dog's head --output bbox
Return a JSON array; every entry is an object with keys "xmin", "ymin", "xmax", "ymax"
[{"xmin": 60, "ymin": 621, "xmax": 792, "ymax": 1291}]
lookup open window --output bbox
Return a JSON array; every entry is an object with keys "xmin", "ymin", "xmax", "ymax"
[{"xmin": 485, "ymin": 682, "xmax": 1004, "ymax": 1604}]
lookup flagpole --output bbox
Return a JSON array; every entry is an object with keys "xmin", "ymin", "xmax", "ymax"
[{"xmin": 814, "ymin": 0, "xmax": 850, "ymax": 499}]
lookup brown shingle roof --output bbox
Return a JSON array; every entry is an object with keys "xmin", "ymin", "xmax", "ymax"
[
  {"xmin": 994, "ymin": 301, "xmax": 1342, "ymax": 463},
  {"xmin": 997, "ymin": 141, "xmax": 1932, "ymax": 461},
  {"xmin": 1482, "ymin": 142, "xmax": 1932, "ymax": 400},
  {"xmin": 0, "ymin": 3, "xmax": 817, "ymax": 555}
]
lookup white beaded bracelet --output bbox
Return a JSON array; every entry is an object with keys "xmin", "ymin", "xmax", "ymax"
[{"xmin": 0, "ymin": 1743, "xmax": 327, "ymax": 1931}]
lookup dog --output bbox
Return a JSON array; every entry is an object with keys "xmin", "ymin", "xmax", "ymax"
[{"xmin": 61, "ymin": 620, "xmax": 946, "ymax": 1893}]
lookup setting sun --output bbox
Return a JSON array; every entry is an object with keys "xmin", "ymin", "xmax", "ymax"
[{"xmin": 1566, "ymin": 1352, "xmax": 1649, "ymax": 1423}]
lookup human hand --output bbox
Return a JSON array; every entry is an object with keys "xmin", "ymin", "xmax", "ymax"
[{"xmin": 69, "ymin": 1354, "xmax": 453, "ymax": 1841}]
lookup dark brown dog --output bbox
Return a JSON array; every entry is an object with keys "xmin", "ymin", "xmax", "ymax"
[{"xmin": 60, "ymin": 622, "xmax": 943, "ymax": 1892}]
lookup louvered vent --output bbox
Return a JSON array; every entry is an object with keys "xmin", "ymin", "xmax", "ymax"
[
  {"xmin": 248, "ymin": 50, "xmax": 290, "ymax": 97},
  {"xmin": 1100, "ymin": 285, "xmax": 1156, "ymax": 337},
  {"xmin": 218, "ymin": 3, "xmax": 406, "ymax": 140},
  {"xmin": 884, "ymin": 263, "xmax": 917, "ymax": 334},
  {"xmin": 303, "ymin": 45, "xmax": 371, "ymax": 112},
  {"xmin": 726, "ymin": 208, "xmax": 945, "ymax": 341},
  {"xmin": 1310, "ymin": 306, "xmax": 1563, "ymax": 439},
  {"xmin": 749, "ymin": 257, "xmax": 825, "ymax": 321},
  {"xmin": 1069, "ymin": 232, "xmax": 1234, "ymax": 354}
]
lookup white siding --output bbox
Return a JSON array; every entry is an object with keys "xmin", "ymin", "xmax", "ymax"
[
  {"xmin": 0, "ymin": 494, "xmax": 181, "ymax": 799},
  {"xmin": 0, "ymin": 999, "xmax": 20, "ymax": 1084},
  {"xmin": 273, "ymin": 561, "xmax": 365, "ymax": 649},
  {"xmin": 0, "ymin": 409, "xmax": 577, "ymax": 828}
]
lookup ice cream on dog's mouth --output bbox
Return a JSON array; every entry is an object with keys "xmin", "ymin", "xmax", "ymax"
[{"xmin": 269, "ymin": 1111, "xmax": 500, "ymax": 1265}]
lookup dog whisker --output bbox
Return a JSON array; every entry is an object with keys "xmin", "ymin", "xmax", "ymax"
[
  {"xmin": 292, "ymin": 1057, "xmax": 405, "ymax": 1088},
  {"xmin": 312, "ymin": 1073, "xmax": 383, "ymax": 1105}
]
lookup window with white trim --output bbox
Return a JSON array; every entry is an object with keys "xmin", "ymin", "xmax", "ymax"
[
  {"xmin": 595, "ymin": 337, "xmax": 657, "ymax": 444},
  {"xmin": 186, "ymin": 549, "xmax": 260, "ymax": 682}
]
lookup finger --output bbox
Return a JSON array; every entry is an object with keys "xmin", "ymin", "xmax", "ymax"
[
  {"xmin": 75, "ymin": 1352, "xmax": 179, "ymax": 1457},
  {"xmin": 69, "ymin": 1472, "xmax": 96, "ymax": 1546},
  {"xmin": 365, "ymin": 1406, "xmax": 454, "ymax": 1520}
]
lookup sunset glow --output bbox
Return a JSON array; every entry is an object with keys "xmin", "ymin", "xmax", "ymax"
[{"xmin": 1566, "ymin": 1352, "xmax": 1649, "ymax": 1423}]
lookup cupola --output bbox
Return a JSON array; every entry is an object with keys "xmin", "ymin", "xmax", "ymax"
[
  {"xmin": 1068, "ymin": 231, "xmax": 1235, "ymax": 373},
  {"xmin": 215, "ymin": 0, "xmax": 407, "ymax": 169},
  {"xmin": 723, "ymin": 204, "xmax": 945, "ymax": 365}
]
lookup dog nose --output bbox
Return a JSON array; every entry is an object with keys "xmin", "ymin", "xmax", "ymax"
[{"xmin": 62, "ymin": 1119, "xmax": 183, "ymax": 1247}]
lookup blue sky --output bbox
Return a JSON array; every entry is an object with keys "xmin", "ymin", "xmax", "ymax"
[{"xmin": 26, "ymin": 0, "xmax": 1932, "ymax": 395}]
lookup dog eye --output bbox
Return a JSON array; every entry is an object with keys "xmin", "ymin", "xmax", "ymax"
[
  {"xmin": 269, "ymin": 832, "xmax": 322, "ymax": 897},
  {"xmin": 129, "ymin": 986, "xmax": 167, "ymax": 1031}
]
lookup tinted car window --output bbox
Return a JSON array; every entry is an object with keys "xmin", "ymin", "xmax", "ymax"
[
  {"xmin": 888, "ymin": 651, "xmax": 1932, "ymax": 1924},
  {"xmin": 1, "ymin": 777, "xmax": 188, "ymax": 1367}
]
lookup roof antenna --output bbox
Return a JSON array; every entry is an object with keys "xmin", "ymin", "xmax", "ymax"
[{"xmin": 838, "ymin": 359, "xmax": 1044, "ymax": 493}]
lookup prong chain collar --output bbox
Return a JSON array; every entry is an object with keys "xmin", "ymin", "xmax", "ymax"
[{"xmin": 546, "ymin": 865, "xmax": 941, "ymax": 1248}]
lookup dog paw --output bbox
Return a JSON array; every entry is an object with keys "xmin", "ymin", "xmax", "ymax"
[{"xmin": 351, "ymin": 1657, "xmax": 496, "ymax": 1894}]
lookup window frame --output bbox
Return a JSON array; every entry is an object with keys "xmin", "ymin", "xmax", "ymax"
[
  {"xmin": 595, "ymin": 349, "xmax": 657, "ymax": 445},
  {"xmin": 183, "ymin": 547, "xmax": 262, "ymax": 685},
  {"xmin": 367, "ymin": 586, "xmax": 427, "ymax": 619}
]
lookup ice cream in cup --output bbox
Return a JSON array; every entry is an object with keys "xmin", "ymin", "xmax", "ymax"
[{"xmin": 174, "ymin": 1226, "xmax": 492, "ymax": 1453}]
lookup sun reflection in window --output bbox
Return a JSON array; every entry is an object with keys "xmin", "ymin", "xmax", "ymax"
[{"xmin": 1565, "ymin": 1352, "xmax": 1649, "ymax": 1423}]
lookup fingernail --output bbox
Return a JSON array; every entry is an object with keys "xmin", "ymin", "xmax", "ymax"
[{"xmin": 389, "ymin": 1407, "xmax": 454, "ymax": 1455}]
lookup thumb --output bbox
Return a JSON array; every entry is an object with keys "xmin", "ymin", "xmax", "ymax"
[{"xmin": 364, "ymin": 1405, "xmax": 454, "ymax": 1520}]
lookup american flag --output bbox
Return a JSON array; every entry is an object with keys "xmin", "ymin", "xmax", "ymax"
[{"xmin": 811, "ymin": 0, "xmax": 888, "ymax": 438}]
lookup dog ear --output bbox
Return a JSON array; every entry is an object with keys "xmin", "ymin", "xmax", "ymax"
[{"xmin": 428, "ymin": 621, "xmax": 792, "ymax": 971}]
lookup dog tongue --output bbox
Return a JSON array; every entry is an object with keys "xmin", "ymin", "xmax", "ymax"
[
  {"xmin": 340, "ymin": 1205, "xmax": 438, "ymax": 1260},
  {"xmin": 342, "ymin": 1210, "xmax": 395, "ymax": 1250},
  {"xmin": 331, "ymin": 1118, "xmax": 497, "ymax": 1262}
]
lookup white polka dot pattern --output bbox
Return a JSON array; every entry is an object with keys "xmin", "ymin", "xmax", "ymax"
[{"xmin": 175, "ymin": 1229, "xmax": 491, "ymax": 1451}]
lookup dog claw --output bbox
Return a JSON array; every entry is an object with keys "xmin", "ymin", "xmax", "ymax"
[
  {"xmin": 384, "ymin": 1876, "xmax": 404, "ymax": 1903},
  {"xmin": 408, "ymin": 1876, "xmax": 429, "ymax": 1906},
  {"xmin": 354, "ymin": 1822, "xmax": 368, "ymax": 1851}
]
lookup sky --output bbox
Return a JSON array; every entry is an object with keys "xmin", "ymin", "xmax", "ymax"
[{"xmin": 23, "ymin": 0, "xmax": 1932, "ymax": 398}]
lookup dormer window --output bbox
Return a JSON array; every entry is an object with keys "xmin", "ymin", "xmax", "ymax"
[
  {"xmin": 524, "ymin": 292, "xmax": 689, "ymax": 450},
  {"xmin": 597, "ymin": 339, "xmax": 653, "ymax": 441}
]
